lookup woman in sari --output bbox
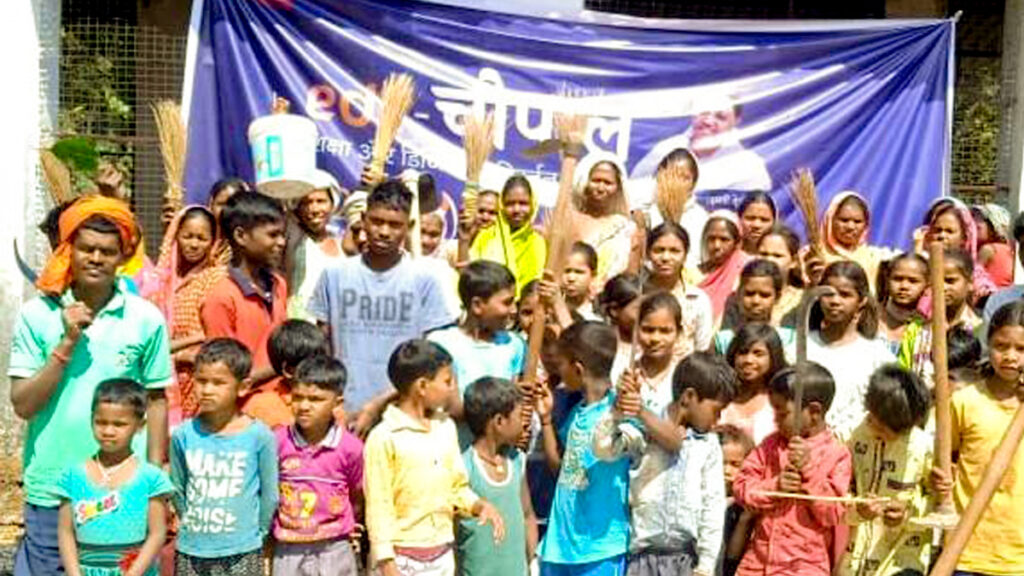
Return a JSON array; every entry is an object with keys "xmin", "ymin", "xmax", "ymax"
[
  {"xmin": 142, "ymin": 206, "xmax": 226, "ymax": 425},
  {"xmin": 973, "ymin": 203, "xmax": 1015, "ymax": 288},
  {"xmin": 915, "ymin": 197, "xmax": 997, "ymax": 308},
  {"xmin": 697, "ymin": 210, "xmax": 751, "ymax": 328},
  {"xmin": 571, "ymin": 153, "xmax": 635, "ymax": 282},
  {"xmin": 814, "ymin": 190, "xmax": 895, "ymax": 295},
  {"xmin": 469, "ymin": 174, "xmax": 547, "ymax": 296}
]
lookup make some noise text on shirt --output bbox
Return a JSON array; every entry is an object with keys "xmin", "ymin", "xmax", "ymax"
[{"xmin": 182, "ymin": 449, "xmax": 248, "ymax": 534}]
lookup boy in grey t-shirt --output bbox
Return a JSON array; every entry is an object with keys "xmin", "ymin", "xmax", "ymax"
[{"xmin": 309, "ymin": 180, "xmax": 457, "ymax": 434}]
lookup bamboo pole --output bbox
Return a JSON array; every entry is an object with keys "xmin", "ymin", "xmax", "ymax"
[
  {"xmin": 929, "ymin": 401, "xmax": 1024, "ymax": 576},
  {"xmin": 517, "ymin": 114, "xmax": 587, "ymax": 448},
  {"xmin": 913, "ymin": 244, "xmax": 959, "ymax": 530},
  {"xmin": 753, "ymin": 491, "xmax": 893, "ymax": 505}
]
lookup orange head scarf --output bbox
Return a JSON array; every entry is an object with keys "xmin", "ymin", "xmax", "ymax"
[{"xmin": 36, "ymin": 196, "xmax": 138, "ymax": 296}]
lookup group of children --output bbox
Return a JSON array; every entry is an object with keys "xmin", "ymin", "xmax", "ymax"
[{"xmin": 15, "ymin": 151, "xmax": 1024, "ymax": 576}]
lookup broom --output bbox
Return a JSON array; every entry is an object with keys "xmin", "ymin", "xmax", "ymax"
[
  {"xmin": 655, "ymin": 162, "xmax": 693, "ymax": 225},
  {"xmin": 518, "ymin": 112, "xmax": 588, "ymax": 449},
  {"xmin": 788, "ymin": 169, "xmax": 825, "ymax": 258},
  {"xmin": 40, "ymin": 149, "xmax": 73, "ymax": 204},
  {"xmin": 458, "ymin": 112, "xmax": 495, "ymax": 264},
  {"xmin": 152, "ymin": 100, "xmax": 188, "ymax": 216},
  {"xmin": 369, "ymin": 73, "xmax": 417, "ymax": 183}
]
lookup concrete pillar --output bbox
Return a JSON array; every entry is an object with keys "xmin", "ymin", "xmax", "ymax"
[{"xmin": 1004, "ymin": 0, "xmax": 1024, "ymax": 215}]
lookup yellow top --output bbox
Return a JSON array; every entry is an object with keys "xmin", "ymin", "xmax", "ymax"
[
  {"xmin": 951, "ymin": 381, "xmax": 1024, "ymax": 575},
  {"xmin": 839, "ymin": 421, "xmax": 933, "ymax": 576},
  {"xmin": 364, "ymin": 405, "xmax": 479, "ymax": 565}
]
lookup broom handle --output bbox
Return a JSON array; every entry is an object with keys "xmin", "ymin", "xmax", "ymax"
[
  {"xmin": 929, "ymin": 243, "xmax": 953, "ymax": 508},
  {"xmin": 519, "ymin": 150, "xmax": 580, "ymax": 447},
  {"xmin": 929, "ymin": 401, "xmax": 1024, "ymax": 576}
]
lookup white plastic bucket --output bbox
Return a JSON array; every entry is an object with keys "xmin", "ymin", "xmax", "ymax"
[{"xmin": 247, "ymin": 112, "xmax": 319, "ymax": 199}]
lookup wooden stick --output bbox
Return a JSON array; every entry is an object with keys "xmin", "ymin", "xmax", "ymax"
[
  {"xmin": 753, "ymin": 490, "xmax": 892, "ymax": 505},
  {"xmin": 518, "ymin": 113, "xmax": 587, "ymax": 448},
  {"xmin": 929, "ymin": 243, "xmax": 955, "ymax": 512},
  {"xmin": 929, "ymin": 399, "xmax": 1024, "ymax": 576},
  {"xmin": 794, "ymin": 286, "xmax": 834, "ymax": 434}
]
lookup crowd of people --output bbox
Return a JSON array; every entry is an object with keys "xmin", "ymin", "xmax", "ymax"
[{"xmin": 8, "ymin": 146, "xmax": 1024, "ymax": 576}]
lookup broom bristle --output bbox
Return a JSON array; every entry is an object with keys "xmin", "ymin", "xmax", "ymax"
[
  {"xmin": 788, "ymin": 168, "xmax": 824, "ymax": 256},
  {"xmin": 370, "ymin": 73, "xmax": 417, "ymax": 178},
  {"xmin": 152, "ymin": 100, "xmax": 188, "ymax": 214},
  {"xmin": 462, "ymin": 112, "xmax": 495, "ymax": 219},
  {"xmin": 40, "ymin": 149, "xmax": 73, "ymax": 204},
  {"xmin": 655, "ymin": 164, "xmax": 693, "ymax": 225}
]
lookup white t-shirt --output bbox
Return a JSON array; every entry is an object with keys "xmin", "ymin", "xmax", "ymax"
[
  {"xmin": 798, "ymin": 331, "xmax": 895, "ymax": 441},
  {"xmin": 309, "ymin": 254, "xmax": 459, "ymax": 412}
]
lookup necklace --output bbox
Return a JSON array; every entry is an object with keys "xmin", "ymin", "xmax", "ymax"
[
  {"xmin": 476, "ymin": 449, "xmax": 506, "ymax": 476},
  {"xmin": 92, "ymin": 454, "xmax": 135, "ymax": 487}
]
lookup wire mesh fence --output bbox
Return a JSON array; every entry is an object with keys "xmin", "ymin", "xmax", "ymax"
[{"xmin": 56, "ymin": 0, "xmax": 187, "ymax": 258}]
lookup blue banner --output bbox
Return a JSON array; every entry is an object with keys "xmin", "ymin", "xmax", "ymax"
[{"xmin": 183, "ymin": 0, "xmax": 954, "ymax": 248}]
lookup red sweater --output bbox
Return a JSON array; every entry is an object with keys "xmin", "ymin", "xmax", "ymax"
[{"xmin": 733, "ymin": 429, "xmax": 852, "ymax": 576}]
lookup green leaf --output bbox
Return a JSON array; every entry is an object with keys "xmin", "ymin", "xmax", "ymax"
[{"xmin": 51, "ymin": 137, "xmax": 100, "ymax": 175}]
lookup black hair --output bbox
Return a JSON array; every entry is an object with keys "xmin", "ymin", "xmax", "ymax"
[
  {"xmin": 40, "ymin": 200, "xmax": 77, "ymax": 250},
  {"xmin": 988, "ymin": 300, "xmax": 1024, "ymax": 343},
  {"xmin": 502, "ymin": 174, "xmax": 533, "ymax": 200},
  {"xmin": 813, "ymin": 260, "xmax": 879, "ymax": 339},
  {"xmin": 767, "ymin": 362, "xmax": 836, "ymax": 411},
  {"xmin": 195, "ymin": 338, "xmax": 253, "ymax": 383},
  {"xmin": 725, "ymin": 323, "xmax": 787, "ymax": 381},
  {"xmin": 740, "ymin": 259, "xmax": 783, "ymax": 295},
  {"xmin": 596, "ymin": 273, "xmax": 643, "ymax": 319},
  {"xmin": 463, "ymin": 377, "xmax": 522, "ymax": 438},
  {"xmin": 268, "ymin": 320, "xmax": 330, "ymax": 376},
  {"xmin": 757, "ymin": 224, "xmax": 804, "ymax": 288},
  {"xmin": 208, "ymin": 178, "xmax": 253, "ymax": 204},
  {"xmin": 738, "ymin": 191, "xmax": 777, "ymax": 219},
  {"xmin": 1013, "ymin": 211, "xmax": 1024, "ymax": 243},
  {"xmin": 704, "ymin": 215, "xmax": 741, "ymax": 243},
  {"xmin": 558, "ymin": 321, "xmax": 617, "ymax": 379},
  {"xmin": 875, "ymin": 253, "xmax": 928, "ymax": 307},
  {"xmin": 947, "ymin": 325, "xmax": 982, "ymax": 372},
  {"xmin": 865, "ymin": 364, "xmax": 931, "ymax": 433},
  {"xmin": 388, "ymin": 339, "xmax": 453, "ymax": 395},
  {"xmin": 519, "ymin": 279, "xmax": 539, "ymax": 302},
  {"xmin": 367, "ymin": 179, "xmax": 413, "ymax": 214},
  {"xmin": 943, "ymin": 247, "xmax": 974, "ymax": 281},
  {"xmin": 294, "ymin": 354, "xmax": 347, "ymax": 395},
  {"xmin": 92, "ymin": 378, "xmax": 147, "ymax": 420},
  {"xmin": 716, "ymin": 423, "xmax": 754, "ymax": 454},
  {"xmin": 219, "ymin": 190, "xmax": 285, "ymax": 250},
  {"xmin": 671, "ymin": 351, "xmax": 737, "ymax": 403},
  {"xmin": 647, "ymin": 222, "xmax": 691, "ymax": 257},
  {"xmin": 179, "ymin": 206, "xmax": 218, "ymax": 236},
  {"xmin": 568, "ymin": 242, "xmax": 598, "ymax": 273},
  {"xmin": 638, "ymin": 291, "xmax": 682, "ymax": 328},
  {"xmin": 458, "ymin": 260, "xmax": 516, "ymax": 308},
  {"xmin": 75, "ymin": 215, "xmax": 125, "ymax": 250},
  {"xmin": 655, "ymin": 148, "xmax": 700, "ymax": 183}
]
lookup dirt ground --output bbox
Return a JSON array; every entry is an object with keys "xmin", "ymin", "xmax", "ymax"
[{"xmin": 0, "ymin": 457, "xmax": 22, "ymax": 575}]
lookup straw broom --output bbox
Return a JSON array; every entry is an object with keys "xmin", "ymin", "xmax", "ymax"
[
  {"xmin": 369, "ymin": 73, "xmax": 416, "ymax": 182},
  {"xmin": 518, "ymin": 112, "xmax": 588, "ymax": 449},
  {"xmin": 152, "ymin": 100, "xmax": 188, "ymax": 216},
  {"xmin": 458, "ymin": 112, "xmax": 495, "ymax": 264},
  {"xmin": 788, "ymin": 169, "xmax": 825, "ymax": 258},
  {"xmin": 40, "ymin": 149, "xmax": 73, "ymax": 204},
  {"xmin": 655, "ymin": 163, "xmax": 693, "ymax": 225}
]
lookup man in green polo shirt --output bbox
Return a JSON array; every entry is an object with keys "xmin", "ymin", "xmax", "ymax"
[{"xmin": 8, "ymin": 196, "xmax": 171, "ymax": 576}]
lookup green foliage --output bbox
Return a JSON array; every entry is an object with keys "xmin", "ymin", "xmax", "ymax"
[{"xmin": 50, "ymin": 137, "xmax": 99, "ymax": 174}]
